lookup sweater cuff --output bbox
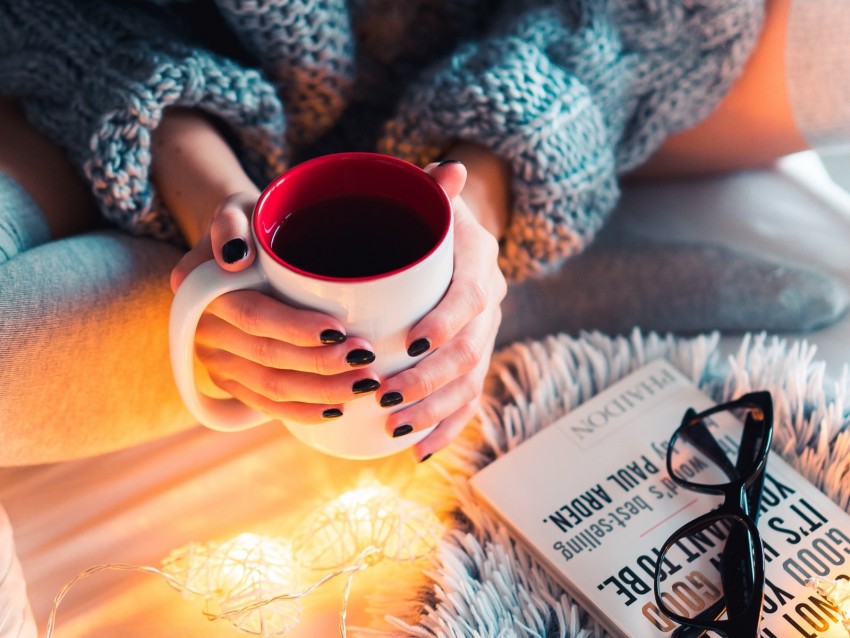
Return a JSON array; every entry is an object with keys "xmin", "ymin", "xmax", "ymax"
[
  {"xmin": 1, "ymin": 1, "xmax": 288, "ymax": 240},
  {"xmin": 83, "ymin": 51, "xmax": 287, "ymax": 241},
  {"xmin": 786, "ymin": 0, "xmax": 850, "ymax": 152},
  {"xmin": 379, "ymin": 38, "xmax": 618, "ymax": 281}
]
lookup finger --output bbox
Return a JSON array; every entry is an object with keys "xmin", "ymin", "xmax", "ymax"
[
  {"xmin": 208, "ymin": 378, "xmax": 347, "ymax": 426},
  {"xmin": 424, "ymin": 160, "xmax": 467, "ymax": 200},
  {"xmin": 201, "ymin": 348, "xmax": 381, "ymax": 405},
  {"xmin": 383, "ymin": 304, "xmax": 498, "ymax": 440},
  {"xmin": 205, "ymin": 289, "xmax": 355, "ymax": 348},
  {"xmin": 382, "ymin": 351, "xmax": 487, "ymax": 439},
  {"xmin": 171, "ymin": 236, "xmax": 213, "ymax": 293},
  {"xmin": 381, "ymin": 306, "xmax": 497, "ymax": 407},
  {"xmin": 196, "ymin": 313, "xmax": 377, "ymax": 374},
  {"xmin": 210, "ymin": 193, "xmax": 257, "ymax": 272},
  {"xmin": 412, "ymin": 402, "xmax": 480, "ymax": 462}
]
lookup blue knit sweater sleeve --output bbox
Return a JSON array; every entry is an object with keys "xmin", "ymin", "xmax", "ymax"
[
  {"xmin": 378, "ymin": 2, "xmax": 764, "ymax": 280},
  {"xmin": 0, "ymin": 1, "xmax": 287, "ymax": 241}
]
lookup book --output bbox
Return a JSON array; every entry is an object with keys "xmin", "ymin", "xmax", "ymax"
[{"xmin": 470, "ymin": 359, "xmax": 850, "ymax": 637}]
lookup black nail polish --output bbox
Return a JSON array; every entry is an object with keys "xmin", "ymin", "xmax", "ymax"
[
  {"xmin": 346, "ymin": 349, "xmax": 376, "ymax": 366},
  {"xmin": 380, "ymin": 391, "xmax": 404, "ymax": 408},
  {"xmin": 322, "ymin": 408, "xmax": 343, "ymax": 419},
  {"xmin": 419, "ymin": 453, "xmax": 433, "ymax": 463},
  {"xmin": 392, "ymin": 424, "xmax": 413, "ymax": 438},
  {"xmin": 320, "ymin": 329, "xmax": 346, "ymax": 345},
  {"xmin": 222, "ymin": 238, "xmax": 248, "ymax": 264},
  {"xmin": 407, "ymin": 338, "xmax": 431, "ymax": 357},
  {"xmin": 437, "ymin": 159, "xmax": 464, "ymax": 168},
  {"xmin": 352, "ymin": 378, "xmax": 381, "ymax": 395}
]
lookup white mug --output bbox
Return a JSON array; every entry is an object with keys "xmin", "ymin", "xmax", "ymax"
[{"xmin": 170, "ymin": 153, "xmax": 454, "ymax": 459}]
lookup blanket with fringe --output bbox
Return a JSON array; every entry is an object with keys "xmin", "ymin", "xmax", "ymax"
[{"xmin": 357, "ymin": 330, "xmax": 850, "ymax": 637}]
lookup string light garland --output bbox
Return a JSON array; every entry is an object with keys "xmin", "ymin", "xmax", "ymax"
[
  {"xmin": 45, "ymin": 478, "xmax": 443, "ymax": 637},
  {"xmin": 806, "ymin": 576, "xmax": 850, "ymax": 635}
]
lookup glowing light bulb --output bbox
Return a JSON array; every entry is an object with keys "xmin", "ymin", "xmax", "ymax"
[
  {"xmin": 292, "ymin": 479, "xmax": 443, "ymax": 570},
  {"xmin": 162, "ymin": 533, "xmax": 301, "ymax": 636}
]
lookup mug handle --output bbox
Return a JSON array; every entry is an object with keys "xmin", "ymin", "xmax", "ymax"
[{"xmin": 169, "ymin": 259, "xmax": 272, "ymax": 431}]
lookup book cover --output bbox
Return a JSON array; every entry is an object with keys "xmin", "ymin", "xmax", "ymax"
[{"xmin": 470, "ymin": 359, "xmax": 850, "ymax": 637}]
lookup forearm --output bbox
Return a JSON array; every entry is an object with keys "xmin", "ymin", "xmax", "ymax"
[{"xmin": 151, "ymin": 108, "xmax": 260, "ymax": 247}]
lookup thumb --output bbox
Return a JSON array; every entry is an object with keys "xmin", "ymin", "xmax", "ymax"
[
  {"xmin": 210, "ymin": 192, "xmax": 258, "ymax": 273},
  {"xmin": 170, "ymin": 191, "xmax": 259, "ymax": 294},
  {"xmin": 425, "ymin": 160, "xmax": 467, "ymax": 200},
  {"xmin": 170, "ymin": 238, "xmax": 213, "ymax": 293}
]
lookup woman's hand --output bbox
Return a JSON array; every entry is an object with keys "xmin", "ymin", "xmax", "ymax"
[
  {"xmin": 379, "ymin": 153, "xmax": 510, "ymax": 461},
  {"xmin": 157, "ymin": 109, "xmax": 383, "ymax": 425},
  {"xmin": 156, "ymin": 108, "xmax": 511, "ymax": 451},
  {"xmin": 170, "ymin": 192, "xmax": 384, "ymax": 424}
]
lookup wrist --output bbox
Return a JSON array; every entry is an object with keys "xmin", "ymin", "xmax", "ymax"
[
  {"xmin": 445, "ymin": 143, "xmax": 511, "ymax": 239},
  {"xmin": 152, "ymin": 108, "xmax": 259, "ymax": 246}
]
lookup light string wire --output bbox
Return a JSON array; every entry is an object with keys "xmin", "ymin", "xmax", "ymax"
[
  {"xmin": 45, "ymin": 564, "xmax": 186, "ymax": 637},
  {"xmin": 43, "ymin": 479, "xmax": 442, "ymax": 637},
  {"xmin": 45, "ymin": 545, "xmax": 382, "ymax": 638},
  {"xmin": 201, "ymin": 546, "xmax": 381, "ymax": 635}
]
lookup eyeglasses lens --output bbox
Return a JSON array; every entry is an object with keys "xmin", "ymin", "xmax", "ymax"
[{"xmin": 656, "ymin": 516, "xmax": 759, "ymax": 626}]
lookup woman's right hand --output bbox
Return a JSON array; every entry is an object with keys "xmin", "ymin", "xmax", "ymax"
[
  {"xmin": 154, "ymin": 109, "xmax": 383, "ymax": 426},
  {"xmin": 170, "ymin": 192, "xmax": 383, "ymax": 425}
]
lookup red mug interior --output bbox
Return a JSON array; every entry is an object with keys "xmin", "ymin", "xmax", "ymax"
[{"xmin": 253, "ymin": 153, "xmax": 451, "ymax": 282}]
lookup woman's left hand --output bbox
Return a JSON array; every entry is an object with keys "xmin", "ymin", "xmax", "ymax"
[{"xmin": 379, "ymin": 158, "xmax": 509, "ymax": 461}]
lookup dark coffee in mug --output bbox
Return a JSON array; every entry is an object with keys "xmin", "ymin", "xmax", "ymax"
[{"xmin": 270, "ymin": 194, "xmax": 439, "ymax": 278}]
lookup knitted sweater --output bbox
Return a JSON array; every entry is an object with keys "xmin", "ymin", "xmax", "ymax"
[{"xmin": 0, "ymin": 0, "xmax": 764, "ymax": 280}]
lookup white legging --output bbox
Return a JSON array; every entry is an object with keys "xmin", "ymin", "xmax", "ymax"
[{"xmin": 0, "ymin": 174, "xmax": 194, "ymax": 465}]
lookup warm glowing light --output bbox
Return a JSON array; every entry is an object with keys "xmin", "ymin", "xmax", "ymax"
[
  {"xmin": 162, "ymin": 533, "xmax": 301, "ymax": 636},
  {"xmin": 291, "ymin": 479, "xmax": 443, "ymax": 570},
  {"xmin": 48, "ymin": 479, "xmax": 443, "ymax": 638},
  {"xmin": 807, "ymin": 576, "xmax": 850, "ymax": 634},
  {"xmin": 158, "ymin": 481, "xmax": 442, "ymax": 635}
]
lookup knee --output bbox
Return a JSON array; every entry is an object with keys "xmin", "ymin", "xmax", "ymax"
[
  {"xmin": 0, "ymin": 173, "xmax": 50, "ymax": 263},
  {"xmin": 0, "ymin": 231, "xmax": 190, "ymax": 463}
]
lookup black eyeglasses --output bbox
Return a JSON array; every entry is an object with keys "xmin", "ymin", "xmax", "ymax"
[{"xmin": 653, "ymin": 391, "xmax": 773, "ymax": 638}]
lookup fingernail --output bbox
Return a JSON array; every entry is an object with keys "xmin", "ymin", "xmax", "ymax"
[
  {"xmin": 437, "ymin": 159, "xmax": 464, "ymax": 168},
  {"xmin": 419, "ymin": 453, "xmax": 433, "ymax": 463},
  {"xmin": 353, "ymin": 378, "xmax": 381, "ymax": 395},
  {"xmin": 346, "ymin": 349, "xmax": 375, "ymax": 366},
  {"xmin": 322, "ymin": 408, "xmax": 343, "ymax": 419},
  {"xmin": 380, "ymin": 391, "xmax": 404, "ymax": 408},
  {"xmin": 320, "ymin": 329, "xmax": 346, "ymax": 345},
  {"xmin": 407, "ymin": 338, "xmax": 431, "ymax": 357},
  {"xmin": 392, "ymin": 424, "xmax": 413, "ymax": 438},
  {"xmin": 222, "ymin": 238, "xmax": 248, "ymax": 264}
]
